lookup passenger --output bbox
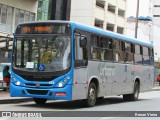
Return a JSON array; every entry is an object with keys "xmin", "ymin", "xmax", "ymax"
[
  {"xmin": 156, "ymin": 74, "xmax": 160, "ymax": 86},
  {"xmin": 3, "ymin": 65, "xmax": 10, "ymax": 87}
]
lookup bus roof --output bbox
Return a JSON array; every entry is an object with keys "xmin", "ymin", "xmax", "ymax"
[
  {"xmin": 17, "ymin": 20, "xmax": 153, "ymax": 48},
  {"xmin": 72, "ymin": 22, "xmax": 153, "ymax": 48}
]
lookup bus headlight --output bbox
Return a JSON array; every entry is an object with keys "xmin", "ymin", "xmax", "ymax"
[
  {"xmin": 58, "ymin": 82, "xmax": 63, "ymax": 87},
  {"xmin": 55, "ymin": 77, "xmax": 70, "ymax": 88},
  {"xmin": 12, "ymin": 76, "xmax": 21, "ymax": 86},
  {"xmin": 16, "ymin": 81, "xmax": 21, "ymax": 86}
]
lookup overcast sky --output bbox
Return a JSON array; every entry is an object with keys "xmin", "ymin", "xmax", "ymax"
[{"xmin": 127, "ymin": 0, "xmax": 151, "ymax": 17}]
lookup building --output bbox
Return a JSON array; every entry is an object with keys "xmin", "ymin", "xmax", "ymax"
[
  {"xmin": 153, "ymin": 0, "xmax": 160, "ymax": 27},
  {"xmin": 0, "ymin": 0, "xmax": 38, "ymax": 62},
  {"xmin": 126, "ymin": 17, "xmax": 152, "ymax": 43},
  {"xmin": 37, "ymin": 0, "xmax": 71, "ymax": 21},
  {"xmin": 126, "ymin": 16, "xmax": 160, "ymax": 77},
  {"xmin": 37, "ymin": 0, "xmax": 128, "ymax": 35}
]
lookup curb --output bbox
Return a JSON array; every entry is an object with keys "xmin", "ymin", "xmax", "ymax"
[
  {"xmin": 0, "ymin": 98, "xmax": 33, "ymax": 104},
  {"xmin": 152, "ymin": 88, "xmax": 160, "ymax": 91}
]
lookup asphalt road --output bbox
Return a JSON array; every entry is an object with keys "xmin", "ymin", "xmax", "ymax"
[{"xmin": 0, "ymin": 91, "xmax": 160, "ymax": 120}]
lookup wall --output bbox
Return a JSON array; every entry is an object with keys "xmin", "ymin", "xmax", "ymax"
[{"xmin": 0, "ymin": 0, "xmax": 38, "ymax": 13}]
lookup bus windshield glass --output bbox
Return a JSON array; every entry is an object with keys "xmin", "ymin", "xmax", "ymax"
[{"xmin": 12, "ymin": 35, "xmax": 71, "ymax": 72}]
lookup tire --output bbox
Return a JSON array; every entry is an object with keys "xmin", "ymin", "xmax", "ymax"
[
  {"xmin": 123, "ymin": 82, "xmax": 139, "ymax": 101},
  {"xmin": 84, "ymin": 82, "xmax": 97, "ymax": 107},
  {"xmin": 33, "ymin": 98, "xmax": 47, "ymax": 104}
]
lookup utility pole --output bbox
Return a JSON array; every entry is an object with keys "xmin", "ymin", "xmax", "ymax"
[{"xmin": 135, "ymin": 0, "xmax": 140, "ymax": 39}]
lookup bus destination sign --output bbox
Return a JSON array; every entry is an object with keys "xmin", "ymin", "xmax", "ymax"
[{"xmin": 16, "ymin": 23, "xmax": 71, "ymax": 34}]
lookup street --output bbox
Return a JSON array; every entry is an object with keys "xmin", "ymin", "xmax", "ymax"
[{"xmin": 0, "ymin": 90, "xmax": 160, "ymax": 120}]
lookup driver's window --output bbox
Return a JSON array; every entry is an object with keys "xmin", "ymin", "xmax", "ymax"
[
  {"xmin": 74, "ymin": 32, "xmax": 88, "ymax": 67},
  {"xmin": 75, "ymin": 33, "xmax": 83, "ymax": 60}
]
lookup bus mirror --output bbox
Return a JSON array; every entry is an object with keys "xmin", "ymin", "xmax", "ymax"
[{"xmin": 80, "ymin": 37, "xmax": 87, "ymax": 48}]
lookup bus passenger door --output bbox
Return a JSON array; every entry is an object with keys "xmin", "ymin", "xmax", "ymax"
[{"xmin": 72, "ymin": 31, "xmax": 88, "ymax": 100}]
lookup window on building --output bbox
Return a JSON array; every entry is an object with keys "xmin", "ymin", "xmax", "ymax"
[
  {"xmin": 37, "ymin": 0, "xmax": 50, "ymax": 20},
  {"xmin": 0, "ymin": 4, "xmax": 13, "ymax": 32},
  {"xmin": 107, "ymin": 23, "xmax": 114, "ymax": 31},
  {"xmin": 24, "ymin": 12, "xmax": 30, "ymax": 22},
  {"xmin": 154, "ymin": 5, "xmax": 160, "ymax": 7},
  {"xmin": 6, "ymin": 7, "xmax": 12, "ymax": 25},
  {"xmin": 118, "ymin": 8, "xmax": 125, "ymax": 17},
  {"xmin": 117, "ymin": 26, "xmax": 124, "ymax": 34},
  {"xmin": 20, "ymin": 10, "xmax": 24, "ymax": 23},
  {"xmin": 15, "ymin": 8, "xmax": 35, "ymax": 26},
  {"xmin": 96, "ymin": 0, "xmax": 105, "ymax": 9},
  {"xmin": 108, "ymin": 3, "xmax": 116, "ymax": 13},
  {"xmin": 30, "ymin": 13, "xmax": 35, "ymax": 21},
  {"xmin": 154, "ymin": 15, "xmax": 160, "ymax": 17},
  {"xmin": 1, "ymin": 5, "xmax": 7, "ymax": 24},
  {"xmin": 15, "ymin": 9, "xmax": 19, "ymax": 27},
  {"xmin": 95, "ymin": 18, "xmax": 103, "ymax": 28}
]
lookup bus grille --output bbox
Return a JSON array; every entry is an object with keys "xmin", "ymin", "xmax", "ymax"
[
  {"xmin": 25, "ymin": 83, "xmax": 52, "ymax": 87},
  {"xmin": 27, "ymin": 89, "xmax": 48, "ymax": 95}
]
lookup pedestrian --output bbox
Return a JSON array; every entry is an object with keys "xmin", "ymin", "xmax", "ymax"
[
  {"xmin": 156, "ymin": 74, "xmax": 160, "ymax": 86},
  {"xmin": 3, "ymin": 65, "xmax": 10, "ymax": 87}
]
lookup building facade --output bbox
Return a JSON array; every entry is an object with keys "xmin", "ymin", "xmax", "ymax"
[
  {"xmin": 153, "ymin": 0, "xmax": 160, "ymax": 27},
  {"xmin": 0, "ymin": 0, "xmax": 38, "ymax": 62},
  {"xmin": 126, "ymin": 16, "xmax": 160, "ymax": 77},
  {"xmin": 37, "ymin": 0, "xmax": 71, "ymax": 21},
  {"xmin": 37, "ymin": 0, "xmax": 128, "ymax": 35},
  {"xmin": 70, "ymin": 0, "xmax": 127, "ymax": 34}
]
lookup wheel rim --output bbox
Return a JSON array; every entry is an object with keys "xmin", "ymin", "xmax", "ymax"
[{"xmin": 88, "ymin": 88, "xmax": 96, "ymax": 105}]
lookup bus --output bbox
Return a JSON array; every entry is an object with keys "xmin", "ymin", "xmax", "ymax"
[{"xmin": 10, "ymin": 21, "xmax": 154, "ymax": 107}]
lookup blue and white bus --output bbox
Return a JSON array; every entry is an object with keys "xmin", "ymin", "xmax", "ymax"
[{"xmin": 10, "ymin": 21, "xmax": 154, "ymax": 107}]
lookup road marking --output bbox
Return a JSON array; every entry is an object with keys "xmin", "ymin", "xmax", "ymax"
[{"xmin": 100, "ymin": 117, "xmax": 116, "ymax": 120}]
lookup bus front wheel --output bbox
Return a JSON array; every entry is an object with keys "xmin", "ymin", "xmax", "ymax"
[
  {"xmin": 33, "ymin": 98, "xmax": 47, "ymax": 104},
  {"xmin": 84, "ymin": 82, "xmax": 97, "ymax": 107},
  {"xmin": 123, "ymin": 82, "xmax": 139, "ymax": 101}
]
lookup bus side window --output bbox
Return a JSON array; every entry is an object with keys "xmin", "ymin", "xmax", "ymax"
[
  {"xmin": 74, "ymin": 33, "xmax": 88, "ymax": 67},
  {"xmin": 91, "ymin": 35, "xmax": 101, "ymax": 60}
]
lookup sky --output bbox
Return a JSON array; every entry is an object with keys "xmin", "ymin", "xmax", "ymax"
[{"xmin": 127, "ymin": 0, "xmax": 151, "ymax": 17}]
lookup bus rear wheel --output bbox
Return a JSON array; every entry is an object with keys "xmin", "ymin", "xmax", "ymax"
[
  {"xmin": 33, "ymin": 98, "xmax": 47, "ymax": 104},
  {"xmin": 84, "ymin": 82, "xmax": 97, "ymax": 107},
  {"xmin": 123, "ymin": 82, "xmax": 139, "ymax": 101}
]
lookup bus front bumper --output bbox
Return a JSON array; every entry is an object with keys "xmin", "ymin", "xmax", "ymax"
[{"xmin": 10, "ymin": 83, "xmax": 72, "ymax": 100}]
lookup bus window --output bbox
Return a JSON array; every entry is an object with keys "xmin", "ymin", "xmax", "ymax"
[
  {"xmin": 134, "ymin": 45, "xmax": 143, "ymax": 64},
  {"xmin": 124, "ymin": 42, "xmax": 134, "ymax": 64},
  {"xmin": 74, "ymin": 33, "xmax": 88, "ymax": 67},
  {"xmin": 143, "ymin": 47, "xmax": 150, "ymax": 65},
  {"xmin": 91, "ymin": 35, "xmax": 101, "ymax": 60}
]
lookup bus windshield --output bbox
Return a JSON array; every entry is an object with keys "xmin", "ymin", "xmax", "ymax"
[{"xmin": 12, "ymin": 35, "xmax": 71, "ymax": 72}]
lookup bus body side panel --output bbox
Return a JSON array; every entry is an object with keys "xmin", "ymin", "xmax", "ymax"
[
  {"xmin": 72, "ymin": 68, "xmax": 88, "ymax": 100},
  {"xmin": 121, "ymin": 64, "xmax": 134, "ymax": 95},
  {"xmin": 87, "ymin": 61, "xmax": 112, "ymax": 97},
  {"xmin": 133, "ymin": 65, "xmax": 154, "ymax": 92}
]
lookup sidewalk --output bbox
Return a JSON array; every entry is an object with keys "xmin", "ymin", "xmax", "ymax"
[
  {"xmin": 0, "ymin": 91, "xmax": 33, "ymax": 104},
  {"xmin": 0, "ymin": 86, "xmax": 160, "ymax": 104}
]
